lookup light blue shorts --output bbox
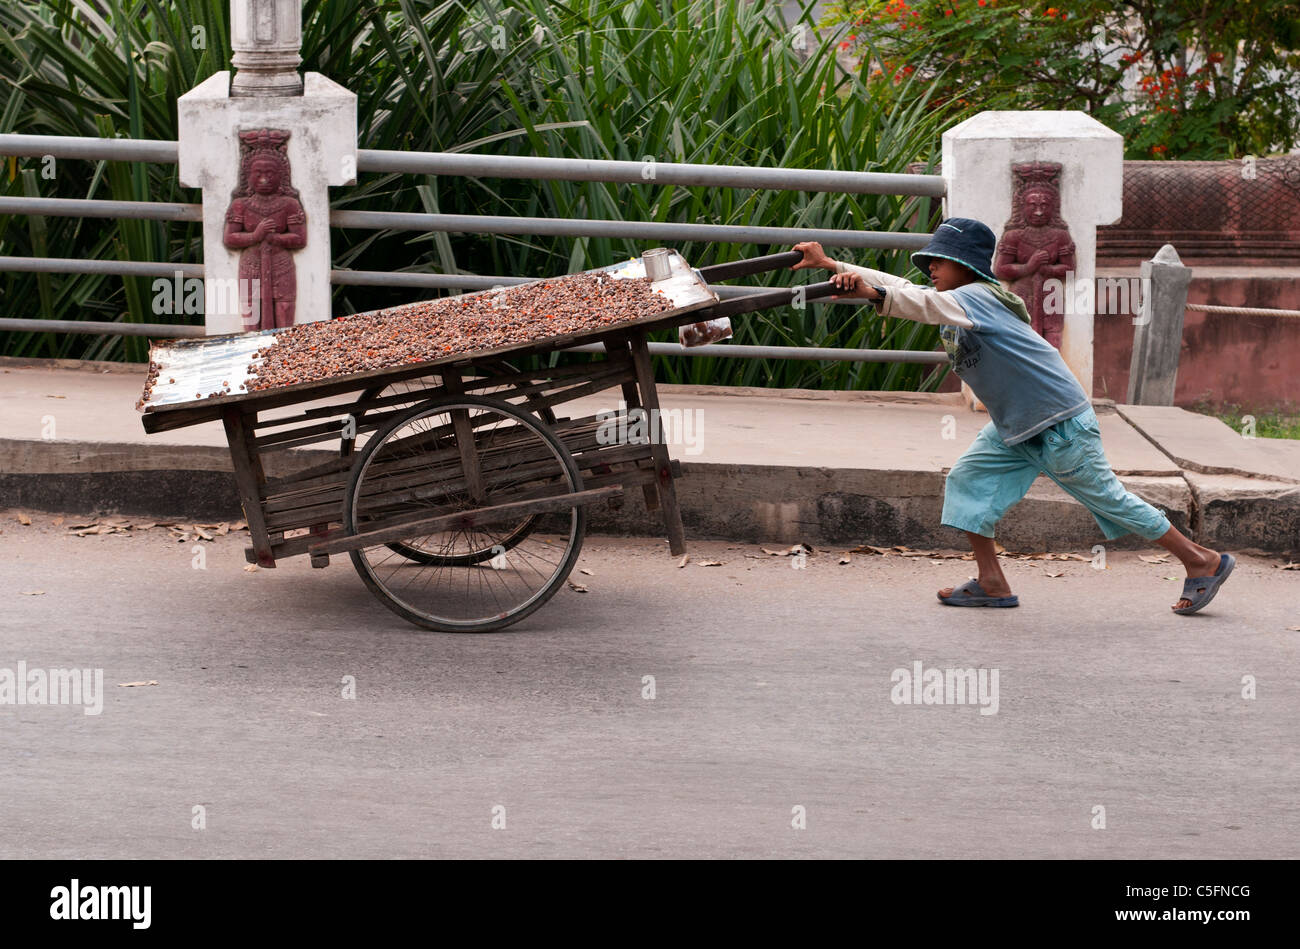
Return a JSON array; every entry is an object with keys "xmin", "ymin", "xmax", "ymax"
[{"xmin": 941, "ymin": 406, "xmax": 1172, "ymax": 541}]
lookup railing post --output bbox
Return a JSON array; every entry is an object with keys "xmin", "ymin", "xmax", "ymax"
[{"xmin": 1127, "ymin": 244, "xmax": 1191, "ymax": 406}]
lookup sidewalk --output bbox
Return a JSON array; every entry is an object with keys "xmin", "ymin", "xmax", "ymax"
[{"xmin": 3, "ymin": 357, "xmax": 1298, "ymax": 554}]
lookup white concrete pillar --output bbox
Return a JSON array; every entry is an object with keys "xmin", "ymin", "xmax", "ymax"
[
  {"xmin": 230, "ymin": 0, "xmax": 304, "ymax": 98},
  {"xmin": 177, "ymin": 72, "xmax": 356, "ymax": 335},
  {"xmin": 942, "ymin": 111, "xmax": 1124, "ymax": 403}
]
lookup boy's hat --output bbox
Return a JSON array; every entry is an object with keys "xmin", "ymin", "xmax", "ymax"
[{"xmin": 911, "ymin": 218, "xmax": 999, "ymax": 283}]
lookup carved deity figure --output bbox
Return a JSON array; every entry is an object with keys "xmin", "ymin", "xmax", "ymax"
[
  {"xmin": 223, "ymin": 128, "xmax": 306, "ymax": 331},
  {"xmin": 994, "ymin": 162, "xmax": 1076, "ymax": 349}
]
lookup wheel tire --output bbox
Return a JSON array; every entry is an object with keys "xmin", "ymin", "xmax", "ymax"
[{"xmin": 343, "ymin": 395, "xmax": 586, "ymax": 633}]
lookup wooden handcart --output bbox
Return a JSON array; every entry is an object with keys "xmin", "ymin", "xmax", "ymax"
[{"xmin": 139, "ymin": 250, "xmax": 835, "ymax": 631}]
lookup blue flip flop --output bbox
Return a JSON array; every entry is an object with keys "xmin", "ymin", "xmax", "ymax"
[
  {"xmin": 938, "ymin": 578, "xmax": 1019, "ymax": 608},
  {"xmin": 1172, "ymin": 553, "xmax": 1235, "ymax": 615}
]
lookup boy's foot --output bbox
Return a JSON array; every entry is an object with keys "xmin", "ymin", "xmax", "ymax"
[
  {"xmin": 938, "ymin": 578, "xmax": 1012, "ymax": 600},
  {"xmin": 1174, "ymin": 549, "xmax": 1224, "ymax": 611},
  {"xmin": 937, "ymin": 578, "xmax": 1018, "ymax": 607},
  {"xmin": 1172, "ymin": 551, "xmax": 1234, "ymax": 614}
]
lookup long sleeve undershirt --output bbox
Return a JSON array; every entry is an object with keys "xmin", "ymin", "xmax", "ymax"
[{"xmin": 832, "ymin": 259, "xmax": 975, "ymax": 329}]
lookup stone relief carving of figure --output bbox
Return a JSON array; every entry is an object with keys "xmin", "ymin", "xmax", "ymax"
[
  {"xmin": 994, "ymin": 162, "xmax": 1076, "ymax": 349},
  {"xmin": 222, "ymin": 128, "xmax": 306, "ymax": 331}
]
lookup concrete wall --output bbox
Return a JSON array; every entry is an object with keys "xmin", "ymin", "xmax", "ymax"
[{"xmin": 1094, "ymin": 268, "xmax": 1300, "ymax": 412}]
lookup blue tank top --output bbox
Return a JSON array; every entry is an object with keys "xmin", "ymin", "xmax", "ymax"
[{"xmin": 939, "ymin": 282, "xmax": 1091, "ymax": 445}]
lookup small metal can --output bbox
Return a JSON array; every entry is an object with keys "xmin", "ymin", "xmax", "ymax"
[{"xmin": 642, "ymin": 247, "xmax": 672, "ymax": 282}]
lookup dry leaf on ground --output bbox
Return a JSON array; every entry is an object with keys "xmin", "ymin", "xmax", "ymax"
[
  {"xmin": 19, "ymin": 590, "xmax": 45, "ymax": 596},
  {"xmin": 1140, "ymin": 555, "xmax": 1171, "ymax": 564},
  {"xmin": 118, "ymin": 680, "xmax": 158, "ymax": 688},
  {"xmin": 1044, "ymin": 570, "xmax": 1065, "ymax": 578},
  {"xmin": 566, "ymin": 581, "xmax": 588, "ymax": 593},
  {"xmin": 51, "ymin": 516, "xmax": 65, "ymax": 527},
  {"xmin": 243, "ymin": 564, "xmax": 259, "ymax": 572},
  {"xmin": 579, "ymin": 568, "xmax": 593, "ymax": 576},
  {"xmin": 696, "ymin": 559, "xmax": 725, "ymax": 567},
  {"xmin": 839, "ymin": 553, "xmax": 852, "ymax": 565},
  {"xmin": 677, "ymin": 555, "xmax": 690, "ymax": 568},
  {"xmin": 17, "ymin": 512, "xmax": 31, "ymax": 526}
]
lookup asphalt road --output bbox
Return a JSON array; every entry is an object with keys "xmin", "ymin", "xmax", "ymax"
[{"xmin": 2, "ymin": 512, "xmax": 1297, "ymax": 858}]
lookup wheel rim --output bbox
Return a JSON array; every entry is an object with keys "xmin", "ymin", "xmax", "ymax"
[{"xmin": 345, "ymin": 397, "xmax": 584, "ymax": 631}]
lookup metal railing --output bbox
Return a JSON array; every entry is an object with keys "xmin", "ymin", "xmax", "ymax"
[{"xmin": 0, "ymin": 133, "xmax": 945, "ymax": 362}]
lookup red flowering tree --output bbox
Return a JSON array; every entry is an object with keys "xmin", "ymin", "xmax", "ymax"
[{"xmin": 824, "ymin": 1, "xmax": 1300, "ymax": 158}]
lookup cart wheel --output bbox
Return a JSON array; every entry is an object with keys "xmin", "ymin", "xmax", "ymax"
[
  {"xmin": 344, "ymin": 395, "xmax": 586, "ymax": 632},
  {"xmin": 347, "ymin": 370, "xmax": 555, "ymax": 565}
]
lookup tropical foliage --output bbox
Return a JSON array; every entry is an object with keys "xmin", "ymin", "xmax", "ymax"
[
  {"xmin": 826, "ymin": 0, "xmax": 1300, "ymax": 159},
  {"xmin": 1, "ymin": 0, "xmax": 959, "ymax": 390}
]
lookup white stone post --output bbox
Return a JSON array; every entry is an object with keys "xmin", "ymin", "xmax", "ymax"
[
  {"xmin": 231, "ymin": 0, "xmax": 304, "ymax": 97},
  {"xmin": 941, "ymin": 111, "xmax": 1124, "ymax": 405},
  {"xmin": 177, "ymin": 2, "xmax": 356, "ymax": 335}
]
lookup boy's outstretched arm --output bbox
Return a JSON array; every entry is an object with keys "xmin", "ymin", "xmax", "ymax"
[
  {"xmin": 828, "ymin": 270, "xmax": 974, "ymax": 330},
  {"xmin": 791, "ymin": 241, "xmax": 915, "ymax": 290},
  {"xmin": 790, "ymin": 242, "xmax": 971, "ymax": 327}
]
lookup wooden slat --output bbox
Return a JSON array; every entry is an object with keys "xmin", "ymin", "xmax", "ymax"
[
  {"xmin": 266, "ymin": 409, "xmax": 614, "ymax": 513},
  {"xmin": 262, "ymin": 418, "xmax": 548, "ymax": 520},
  {"xmin": 262, "ymin": 435, "xmax": 652, "ymax": 532},
  {"xmin": 310, "ymin": 486, "xmax": 622, "ymax": 556},
  {"xmin": 251, "ymin": 381, "xmax": 447, "ymax": 429},
  {"xmin": 260, "ymin": 455, "xmax": 353, "ymax": 497}
]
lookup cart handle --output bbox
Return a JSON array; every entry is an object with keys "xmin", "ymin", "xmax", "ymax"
[
  {"xmin": 700, "ymin": 279, "xmax": 841, "ymax": 320},
  {"xmin": 695, "ymin": 251, "xmax": 805, "ymax": 283}
]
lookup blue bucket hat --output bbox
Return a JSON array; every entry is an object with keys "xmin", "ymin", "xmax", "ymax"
[{"xmin": 911, "ymin": 218, "xmax": 998, "ymax": 283}]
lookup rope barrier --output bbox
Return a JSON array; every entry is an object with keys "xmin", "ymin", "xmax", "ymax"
[{"xmin": 1186, "ymin": 303, "xmax": 1300, "ymax": 318}]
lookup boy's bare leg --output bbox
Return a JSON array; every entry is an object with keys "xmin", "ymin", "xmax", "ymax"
[
  {"xmin": 1152, "ymin": 525, "xmax": 1222, "ymax": 611},
  {"xmin": 939, "ymin": 531, "xmax": 1013, "ymax": 599}
]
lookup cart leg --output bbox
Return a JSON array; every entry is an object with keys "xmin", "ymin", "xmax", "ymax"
[
  {"xmin": 627, "ymin": 334, "xmax": 687, "ymax": 556},
  {"xmin": 222, "ymin": 406, "xmax": 276, "ymax": 568},
  {"xmin": 603, "ymin": 338, "xmax": 660, "ymax": 513}
]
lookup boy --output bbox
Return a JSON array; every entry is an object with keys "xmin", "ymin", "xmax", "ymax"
[{"xmin": 791, "ymin": 218, "xmax": 1234, "ymax": 614}]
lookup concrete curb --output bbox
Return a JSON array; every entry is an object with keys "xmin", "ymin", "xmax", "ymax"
[{"xmin": 1, "ymin": 437, "xmax": 1204, "ymax": 552}]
